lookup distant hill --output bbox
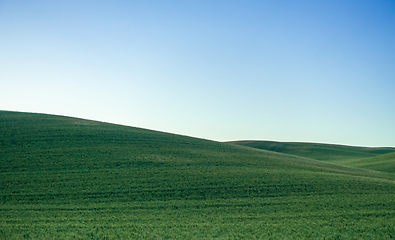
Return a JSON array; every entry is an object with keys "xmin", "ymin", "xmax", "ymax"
[
  {"xmin": 341, "ymin": 152, "xmax": 395, "ymax": 173},
  {"xmin": 229, "ymin": 140, "xmax": 395, "ymax": 162},
  {"xmin": 1, "ymin": 111, "xmax": 395, "ymax": 239}
]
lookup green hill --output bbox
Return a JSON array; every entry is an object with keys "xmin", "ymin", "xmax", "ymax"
[
  {"xmin": 341, "ymin": 152, "xmax": 395, "ymax": 173},
  {"xmin": 1, "ymin": 111, "xmax": 395, "ymax": 239},
  {"xmin": 230, "ymin": 140, "xmax": 395, "ymax": 162}
]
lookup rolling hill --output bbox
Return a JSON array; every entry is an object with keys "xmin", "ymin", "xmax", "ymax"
[
  {"xmin": 230, "ymin": 140, "xmax": 395, "ymax": 162},
  {"xmin": 341, "ymin": 152, "xmax": 395, "ymax": 173},
  {"xmin": 1, "ymin": 111, "xmax": 395, "ymax": 239}
]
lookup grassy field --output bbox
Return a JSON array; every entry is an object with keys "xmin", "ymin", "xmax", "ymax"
[
  {"xmin": 340, "ymin": 152, "xmax": 395, "ymax": 173},
  {"xmin": 1, "ymin": 111, "xmax": 395, "ymax": 239},
  {"xmin": 230, "ymin": 140, "xmax": 395, "ymax": 162}
]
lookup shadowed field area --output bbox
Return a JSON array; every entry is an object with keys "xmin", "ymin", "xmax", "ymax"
[
  {"xmin": 340, "ymin": 152, "xmax": 395, "ymax": 173},
  {"xmin": 230, "ymin": 140, "xmax": 395, "ymax": 162},
  {"xmin": 1, "ymin": 111, "xmax": 395, "ymax": 239}
]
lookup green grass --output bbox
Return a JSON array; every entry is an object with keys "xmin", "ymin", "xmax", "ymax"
[
  {"xmin": 340, "ymin": 152, "xmax": 395, "ymax": 173},
  {"xmin": 1, "ymin": 111, "xmax": 395, "ymax": 239},
  {"xmin": 230, "ymin": 140, "xmax": 395, "ymax": 162}
]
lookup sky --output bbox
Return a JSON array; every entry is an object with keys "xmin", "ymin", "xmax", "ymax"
[{"xmin": 1, "ymin": 0, "xmax": 394, "ymax": 147}]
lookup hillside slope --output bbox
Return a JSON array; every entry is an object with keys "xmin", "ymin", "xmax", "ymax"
[
  {"xmin": 341, "ymin": 152, "xmax": 395, "ymax": 173},
  {"xmin": 230, "ymin": 140, "xmax": 395, "ymax": 162},
  {"xmin": 1, "ymin": 111, "xmax": 395, "ymax": 239}
]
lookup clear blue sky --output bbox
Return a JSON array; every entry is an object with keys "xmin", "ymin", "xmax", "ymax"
[{"xmin": 1, "ymin": 0, "xmax": 394, "ymax": 147}]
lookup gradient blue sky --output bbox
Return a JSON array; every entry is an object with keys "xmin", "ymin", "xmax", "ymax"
[{"xmin": 1, "ymin": 0, "xmax": 394, "ymax": 147}]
